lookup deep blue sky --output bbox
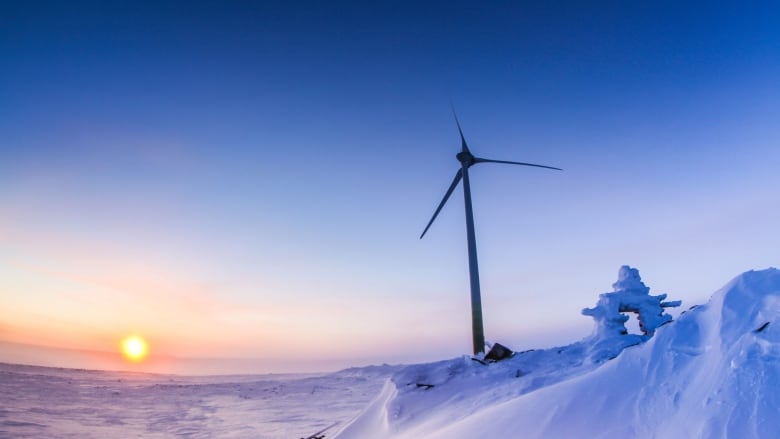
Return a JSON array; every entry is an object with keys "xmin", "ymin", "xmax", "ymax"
[{"xmin": 2, "ymin": 1, "xmax": 780, "ymax": 373}]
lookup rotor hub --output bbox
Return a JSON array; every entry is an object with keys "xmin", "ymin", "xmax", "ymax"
[{"xmin": 456, "ymin": 151, "xmax": 475, "ymax": 166}]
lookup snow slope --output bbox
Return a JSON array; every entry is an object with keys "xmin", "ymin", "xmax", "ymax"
[{"xmin": 335, "ymin": 268, "xmax": 780, "ymax": 439}]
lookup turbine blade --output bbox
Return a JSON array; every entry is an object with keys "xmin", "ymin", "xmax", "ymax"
[
  {"xmin": 450, "ymin": 106, "xmax": 470, "ymax": 153},
  {"xmin": 420, "ymin": 169, "xmax": 463, "ymax": 239},
  {"xmin": 473, "ymin": 157, "xmax": 562, "ymax": 171}
]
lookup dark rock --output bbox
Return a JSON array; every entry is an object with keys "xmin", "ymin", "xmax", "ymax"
[
  {"xmin": 755, "ymin": 322, "xmax": 770, "ymax": 333},
  {"xmin": 485, "ymin": 343, "xmax": 514, "ymax": 362}
]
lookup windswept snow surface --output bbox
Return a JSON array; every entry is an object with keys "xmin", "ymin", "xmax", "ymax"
[
  {"xmin": 0, "ymin": 362, "xmax": 398, "ymax": 438},
  {"xmin": 336, "ymin": 268, "xmax": 780, "ymax": 439}
]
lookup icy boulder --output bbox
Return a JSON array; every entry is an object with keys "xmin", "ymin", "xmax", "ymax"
[{"xmin": 582, "ymin": 265, "xmax": 680, "ymax": 362}]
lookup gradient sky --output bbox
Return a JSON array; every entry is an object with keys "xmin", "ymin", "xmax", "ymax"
[{"xmin": 2, "ymin": 1, "xmax": 780, "ymax": 374}]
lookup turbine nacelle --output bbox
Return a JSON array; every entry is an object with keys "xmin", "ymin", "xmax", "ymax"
[{"xmin": 456, "ymin": 150, "xmax": 476, "ymax": 167}]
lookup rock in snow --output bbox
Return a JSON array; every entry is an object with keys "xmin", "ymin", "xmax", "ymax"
[{"xmin": 334, "ymin": 267, "xmax": 780, "ymax": 439}]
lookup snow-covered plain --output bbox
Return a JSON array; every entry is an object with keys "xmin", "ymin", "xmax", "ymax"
[
  {"xmin": 0, "ymin": 362, "xmax": 397, "ymax": 438},
  {"xmin": 3, "ymin": 267, "xmax": 779, "ymax": 438}
]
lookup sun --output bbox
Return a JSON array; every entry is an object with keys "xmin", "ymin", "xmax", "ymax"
[{"xmin": 121, "ymin": 335, "xmax": 149, "ymax": 362}]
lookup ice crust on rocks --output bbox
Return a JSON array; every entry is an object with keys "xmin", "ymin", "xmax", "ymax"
[{"xmin": 582, "ymin": 265, "xmax": 681, "ymax": 361}]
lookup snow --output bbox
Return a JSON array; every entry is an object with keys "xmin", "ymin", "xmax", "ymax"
[
  {"xmin": 3, "ymin": 266, "xmax": 780, "ymax": 438},
  {"xmin": 0, "ymin": 362, "xmax": 398, "ymax": 438}
]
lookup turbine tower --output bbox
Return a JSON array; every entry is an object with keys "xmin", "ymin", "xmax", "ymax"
[{"xmin": 420, "ymin": 111, "xmax": 561, "ymax": 355}]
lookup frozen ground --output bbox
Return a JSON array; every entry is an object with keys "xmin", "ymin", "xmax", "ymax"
[{"xmin": 0, "ymin": 362, "xmax": 397, "ymax": 439}]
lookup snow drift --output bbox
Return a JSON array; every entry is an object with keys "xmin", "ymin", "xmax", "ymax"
[{"xmin": 335, "ymin": 267, "xmax": 780, "ymax": 439}]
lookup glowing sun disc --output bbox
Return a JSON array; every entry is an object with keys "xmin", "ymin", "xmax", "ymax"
[{"xmin": 121, "ymin": 335, "xmax": 149, "ymax": 362}]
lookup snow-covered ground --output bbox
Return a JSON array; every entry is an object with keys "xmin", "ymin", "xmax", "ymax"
[
  {"xmin": 0, "ymin": 362, "xmax": 397, "ymax": 438},
  {"xmin": 3, "ymin": 266, "xmax": 779, "ymax": 438},
  {"xmin": 336, "ymin": 267, "xmax": 780, "ymax": 438}
]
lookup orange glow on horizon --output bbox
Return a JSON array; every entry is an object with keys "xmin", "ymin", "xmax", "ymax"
[{"xmin": 120, "ymin": 335, "xmax": 149, "ymax": 363}]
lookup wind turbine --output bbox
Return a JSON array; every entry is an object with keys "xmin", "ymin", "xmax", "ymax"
[{"xmin": 420, "ymin": 111, "xmax": 562, "ymax": 355}]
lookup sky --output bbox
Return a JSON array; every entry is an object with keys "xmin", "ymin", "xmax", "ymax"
[{"xmin": 1, "ymin": 1, "xmax": 780, "ymax": 374}]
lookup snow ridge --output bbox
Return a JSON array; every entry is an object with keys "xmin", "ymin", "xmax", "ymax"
[{"xmin": 335, "ymin": 267, "xmax": 780, "ymax": 439}]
